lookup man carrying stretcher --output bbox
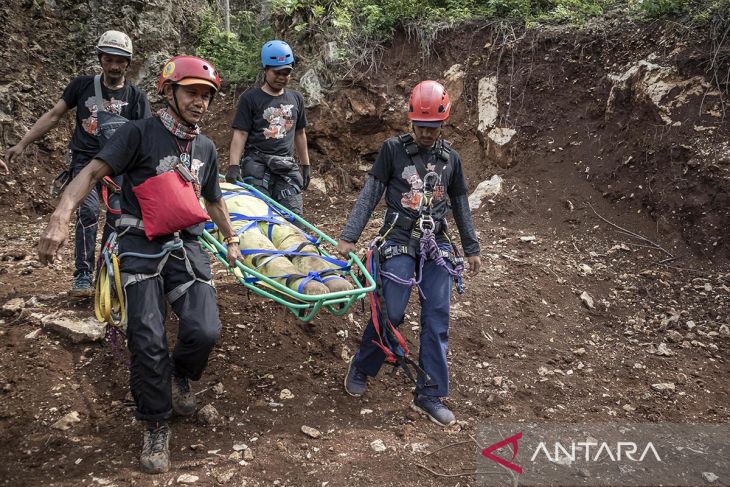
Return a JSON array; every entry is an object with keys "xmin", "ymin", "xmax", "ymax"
[{"xmin": 38, "ymin": 56, "xmax": 241, "ymax": 474}]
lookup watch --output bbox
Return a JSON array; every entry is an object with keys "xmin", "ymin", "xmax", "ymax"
[{"xmin": 224, "ymin": 235, "xmax": 240, "ymax": 245}]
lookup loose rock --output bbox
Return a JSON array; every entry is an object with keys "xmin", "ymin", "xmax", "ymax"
[
  {"xmin": 580, "ymin": 292, "xmax": 595, "ymax": 309},
  {"xmin": 279, "ymin": 389, "xmax": 294, "ymax": 400},
  {"xmin": 702, "ymin": 472, "xmax": 719, "ymax": 483},
  {"xmin": 177, "ymin": 474, "xmax": 199, "ymax": 484},
  {"xmin": 197, "ymin": 404, "xmax": 221, "ymax": 425},
  {"xmin": 370, "ymin": 439, "xmax": 387, "ymax": 452},
  {"xmin": 1, "ymin": 297, "xmax": 25, "ymax": 315},
  {"xmin": 51, "ymin": 411, "xmax": 81, "ymax": 431},
  {"xmin": 301, "ymin": 425, "xmax": 321, "ymax": 439},
  {"xmin": 651, "ymin": 383, "xmax": 675, "ymax": 392}
]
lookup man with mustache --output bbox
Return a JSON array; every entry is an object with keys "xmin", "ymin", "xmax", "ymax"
[
  {"xmin": 226, "ymin": 40, "xmax": 311, "ymax": 224},
  {"xmin": 38, "ymin": 56, "xmax": 241, "ymax": 474},
  {"xmin": 4, "ymin": 30, "xmax": 150, "ymax": 296}
]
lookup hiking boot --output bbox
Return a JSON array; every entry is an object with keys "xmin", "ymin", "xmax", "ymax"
[
  {"xmin": 140, "ymin": 422, "xmax": 171, "ymax": 474},
  {"xmin": 70, "ymin": 271, "xmax": 94, "ymax": 297},
  {"xmin": 344, "ymin": 356, "xmax": 368, "ymax": 397},
  {"xmin": 411, "ymin": 394, "xmax": 456, "ymax": 426},
  {"xmin": 171, "ymin": 374, "xmax": 196, "ymax": 416}
]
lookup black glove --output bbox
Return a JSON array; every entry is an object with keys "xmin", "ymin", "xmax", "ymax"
[
  {"xmin": 301, "ymin": 164, "xmax": 311, "ymax": 190},
  {"xmin": 225, "ymin": 164, "xmax": 241, "ymax": 184}
]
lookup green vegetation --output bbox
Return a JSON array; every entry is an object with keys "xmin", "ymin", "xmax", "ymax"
[
  {"xmin": 195, "ymin": 10, "xmax": 272, "ymax": 84},
  {"xmin": 268, "ymin": 0, "xmax": 727, "ymax": 42},
  {"xmin": 194, "ymin": 0, "xmax": 727, "ymax": 82}
]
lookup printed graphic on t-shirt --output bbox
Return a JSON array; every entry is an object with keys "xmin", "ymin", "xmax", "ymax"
[
  {"xmin": 400, "ymin": 165, "xmax": 424, "ymax": 210},
  {"xmin": 156, "ymin": 155, "xmax": 178, "ymax": 175},
  {"xmin": 263, "ymin": 104, "xmax": 295, "ymax": 139},
  {"xmin": 81, "ymin": 96, "xmax": 129, "ymax": 135},
  {"xmin": 155, "ymin": 155, "xmax": 205, "ymax": 184},
  {"xmin": 400, "ymin": 164, "xmax": 446, "ymax": 210},
  {"xmin": 190, "ymin": 158, "xmax": 204, "ymax": 180}
]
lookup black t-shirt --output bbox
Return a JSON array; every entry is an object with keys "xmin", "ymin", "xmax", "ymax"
[
  {"xmin": 96, "ymin": 117, "xmax": 222, "ymax": 237},
  {"xmin": 61, "ymin": 75, "xmax": 151, "ymax": 158},
  {"xmin": 231, "ymin": 87, "xmax": 307, "ymax": 157},
  {"xmin": 370, "ymin": 136, "xmax": 469, "ymax": 241}
]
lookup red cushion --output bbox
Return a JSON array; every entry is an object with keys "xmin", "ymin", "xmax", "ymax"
[{"xmin": 132, "ymin": 171, "xmax": 209, "ymax": 240}]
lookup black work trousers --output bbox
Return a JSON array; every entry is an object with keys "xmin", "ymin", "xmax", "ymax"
[{"xmin": 119, "ymin": 232, "xmax": 221, "ymax": 422}]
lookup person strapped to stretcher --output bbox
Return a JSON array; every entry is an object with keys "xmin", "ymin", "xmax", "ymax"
[{"xmin": 337, "ymin": 80, "xmax": 482, "ymax": 427}]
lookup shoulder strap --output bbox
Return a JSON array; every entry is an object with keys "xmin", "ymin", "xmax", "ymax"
[
  {"xmin": 93, "ymin": 75, "xmax": 104, "ymax": 113},
  {"xmin": 398, "ymin": 133, "xmax": 448, "ymax": 183}
]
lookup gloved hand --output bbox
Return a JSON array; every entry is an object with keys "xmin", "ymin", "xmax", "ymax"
[
  {"xmin": 301, "ymin": 164, "xmax": 311, "ymax": 190},
  {"xmin": 225, "ymin": 164, "xmax": 241, "ymax": 184}
]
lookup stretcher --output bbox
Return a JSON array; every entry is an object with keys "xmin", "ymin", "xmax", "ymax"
[{"xmin": 198, "ymin": 181, "xmax": 375, "ymax": 321}]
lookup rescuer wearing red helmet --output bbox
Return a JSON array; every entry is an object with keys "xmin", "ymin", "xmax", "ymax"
[
  {"xmin": 4, "ymin": 30, "xmax": 151, "ymax": 296},
  {"xmin": 337, "ymin": 80, "xmax": 481, "ymax": 427},
  {"xmin": 38, "ymin": 56, "xmax": 242, "ymax": 474}
]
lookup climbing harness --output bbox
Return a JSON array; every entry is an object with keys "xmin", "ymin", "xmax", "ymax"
[
  {"xmin": 360, "ymin": 134, "xmax": 467, "ymax": 387},
  {"xmin": 241, "ymin": 152, "xmax": 303, "ymax": 201}
]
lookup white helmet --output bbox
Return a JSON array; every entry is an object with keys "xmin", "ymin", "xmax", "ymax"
[{"xmin": 96, "ymin": 30, "xmax": 133, "ymax": 59}]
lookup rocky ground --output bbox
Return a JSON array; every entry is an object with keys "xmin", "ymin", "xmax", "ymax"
[{"xmin": 0, "ymin": 4, "xmax": 729, "ymax": 486}]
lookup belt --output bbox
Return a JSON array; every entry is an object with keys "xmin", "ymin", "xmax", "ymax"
[
  {"xmin": 117, "ymin": 214, "xmax": 144, "ymax": 230},
  {"xmin": 383, "ymin": 210, "xmax": 445, "ymax": 235}
]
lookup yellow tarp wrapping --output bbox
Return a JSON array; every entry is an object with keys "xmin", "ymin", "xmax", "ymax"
[{"xmin": 213, "ymin": 183, "xmax": 351, "ymax": 295}]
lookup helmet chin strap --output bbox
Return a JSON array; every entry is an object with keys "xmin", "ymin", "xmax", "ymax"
[{"xmin": 168, "ymin": 85, "xmax": 194, "ymax": 127}]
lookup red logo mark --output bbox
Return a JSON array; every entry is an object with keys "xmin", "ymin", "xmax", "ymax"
[{"xmin": 481, "ymin": 432, "xmax": 523, "ymax": 474}]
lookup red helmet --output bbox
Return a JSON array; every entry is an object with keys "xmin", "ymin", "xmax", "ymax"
[
  {"xmin": 408, "ymin": 80, "xmax": 451, "ymax": 127},
  {"xmin": 157, "ymin": 55, "xmax": 221, "ymax": 94}
]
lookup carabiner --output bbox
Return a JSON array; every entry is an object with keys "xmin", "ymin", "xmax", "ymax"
[{"xmin": 418, "ymin": 214, "xmax": 435, "ymax": 232}]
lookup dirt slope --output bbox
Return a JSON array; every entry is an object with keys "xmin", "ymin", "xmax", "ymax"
[{"xmin": 0, "ymin": 16, "xmax": 728, "ymax": 487}]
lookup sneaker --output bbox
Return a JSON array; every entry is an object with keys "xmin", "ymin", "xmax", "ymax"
[
  {"xmin": 344, "ymin": 356, "xmax": 368, "ymax": 397},
  {"xmin": 411, "ymin": 394, "xmax": 456, "ymax": 426},
  {"xmin": 171, "ymin": 374, "xmax": 197, "ymax": 416},
  {"xmin": 140, "ymin": 422, "xmax": 171, "ymax": 474},
  {"xmin": 70, "ymin": 271, "xmax": 94, "ymax": 297}
]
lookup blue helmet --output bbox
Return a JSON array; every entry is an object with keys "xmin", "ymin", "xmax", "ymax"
[{"xmin": 261, "ymin": 40, "xmax": 294, "ymax": 69}]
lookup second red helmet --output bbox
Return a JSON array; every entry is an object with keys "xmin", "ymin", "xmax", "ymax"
[
  {"xmin": 157, "ymin": 56, "xmax": 221, "ymax": 95},
  {"xmin": 408, "ymin": 80, "xmax": 451, "ymax": 127}
]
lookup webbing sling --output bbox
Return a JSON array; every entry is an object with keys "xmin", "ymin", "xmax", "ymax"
[
  {"xmin": 216, "ymin": 188, "xmax": 350, "ymax": 293},
  {"xmin": 365, "ymin": 243, "xmax": 436, "ymax": 389}
]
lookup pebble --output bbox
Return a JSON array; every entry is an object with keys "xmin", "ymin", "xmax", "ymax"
[
  {"xmin": 177, "ymin": 474, "xmax": 199, "ymax": 484},
  {"xmin": 651, "ymin": 383, "xmax": 675, "ymax": 392},
  {"xmin": 243, "ymin": 449, "xmax": 254, "ymax": 461},
  {"xmin": 233, "ymin": 443, "xmax": 248, "ymax": 451},
  {"xmin": 719, "ymin": 325, "xmax": 729, "ymax": 337},
  {"xmin": 301, "ymin": 425, "xmax": 321, "ymax": 439},
  {"xmin": 212, "ymin": 382, "xmax": 225, "ymax": 395},
  {"xmin": 197, "ymin": 404, "xmax": 221, "ymax": 425},
  {"xmin": 279, "ymin": 389, "xmax": 294, "ymax": 400},
  {"xmin": 51, "ymin": 411, "xmax": 81, "ymax": 431},
  {"xmin": 666, "ymin": 330, "xmax": 683, "ymax": 343},
  {"xmin": 360, "ymin": 408, "xmax": 373, "ymax": 415},
  {"xmin": 410, "ymin": 442, "xmax": 428, "ymax": 453},
  {"xmin": 655, "ymin": 343, "xmax": 674, "ymax": 356},
  {"xmin": 370, "ymin": 439, "xmax": 387, "ymax": 452},
  {"xmin": 702, "ymin": 472, "xmax": 719, "ymax": 483},
  {"xmin": 580, "ymin": 291, "xmax": 595, "ymax": 309}
]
